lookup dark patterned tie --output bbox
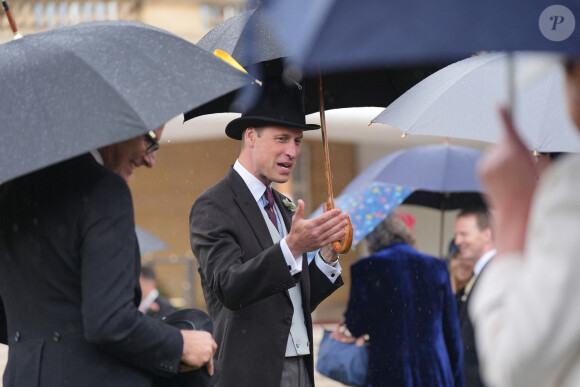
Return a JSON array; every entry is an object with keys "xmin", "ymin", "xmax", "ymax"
[{"xmin": 263, "ymin": 187, "xmax": 279, "ymax": 233}]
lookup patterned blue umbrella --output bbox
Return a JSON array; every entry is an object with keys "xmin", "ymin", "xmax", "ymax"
[{"xmin": 309, "ymin": 182, "xmax": 413, "ymax": 254}]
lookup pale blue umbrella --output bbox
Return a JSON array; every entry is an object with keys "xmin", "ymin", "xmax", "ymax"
[{"xmin": 135, "ymin": 226, "xmax": 169, "ymax": 256}]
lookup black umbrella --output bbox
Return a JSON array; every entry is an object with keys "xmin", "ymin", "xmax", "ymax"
[
  {"xmin": 185, "ymin": 7, "xmax": 444, "ymax": 119},
  {"xmin": 261, "ymin": 0, "xmax": 580, "ymax": 74},
  {"xmin": 184, "ymin": 7, "xmax": 444, "ymax": 253},
  {"xmin": 0, "ymin": 20, "xmax": 253, "ymax": 183}
]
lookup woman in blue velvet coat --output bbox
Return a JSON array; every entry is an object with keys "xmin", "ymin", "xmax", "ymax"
[{"xmin": 345, "ymin": 212, "xmax": 464, "ymax": 386}]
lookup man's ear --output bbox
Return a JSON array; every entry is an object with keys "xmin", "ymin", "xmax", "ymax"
[
  {"xmin": 483, "ymin": 226, "xmax": 493, "ymax": 243},
  {"xmin": 244, "ymin": 127, "xmax": 256, "ymax": 146}
]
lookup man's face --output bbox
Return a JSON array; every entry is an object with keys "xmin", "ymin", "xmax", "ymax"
[
  {"xmin": 450, "ymin": 252, "xmax": 476, "ymax": 284},
  {"xmin": 100, "ymin": 126, "xmax": 164, "ymax": 182},
  {"xmin": 245, "ymin": 126, "xmax": 303, "ymax": 186},
  {"xmin": 454, "ymin": 214, "xmax": 489, "ymax": 261}
]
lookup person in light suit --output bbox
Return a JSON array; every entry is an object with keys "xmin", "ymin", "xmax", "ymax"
[
  {"xmin": 189, "ymin": 77, "xmax": 349, "ymax": 387},
  {"xmin": 471, "ymin": 59, "xmax": 580, "ymax": 387},
  {"xmin": 0, "ymin": 127, "xmax": 216, "ymax": 386}
]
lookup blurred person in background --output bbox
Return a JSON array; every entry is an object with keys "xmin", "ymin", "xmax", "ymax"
[
  {"xmin": 447, "ymin": 239, "xmax": 476, "ymax": 294},
  {"xmin": 345, "ymin": 211, "xmax": 463, "ymax": 386},
  {"xmin": 454, "ymin": 206, "xmax": 496, "ymax": 387},
  {"xmin": 139, "ymin": 265, "xmax": 178, "ymax": 319}
]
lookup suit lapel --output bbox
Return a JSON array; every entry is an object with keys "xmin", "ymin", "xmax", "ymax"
[{"xmin": 225, "ymin": 168, "xmax": 273, "ymax": 250}]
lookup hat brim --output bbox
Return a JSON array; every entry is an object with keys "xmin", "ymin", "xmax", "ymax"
[
  {"xmin": 155, "ymin": 309, "xmax": 220, "ymax": 387},
  {"xmin": 225, "ymin": 116, "xmax": 321, "ymax": 140}
]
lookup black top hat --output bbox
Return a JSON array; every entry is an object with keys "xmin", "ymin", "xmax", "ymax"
[
  {"xmin": 153, "ymin": 308, "xmax": 220, "ymax": 387},
  {"xmin": 225, "ymin": 76, "xmax": 320, "ymax": 140}
]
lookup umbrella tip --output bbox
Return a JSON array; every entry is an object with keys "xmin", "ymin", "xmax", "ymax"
[
  {"xmin": 401, "ymin": 133, "xmax": 407, "ymax": 139},
  {"xmin": 367, "ymin": 121, "xmax": 372, "ymax": 126}
]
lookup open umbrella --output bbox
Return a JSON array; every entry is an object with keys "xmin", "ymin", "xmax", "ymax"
[
  {"xmin": 184, "ymin": 6, "xmax": 443, "ymax": 253},
  {"xmin": 135, "ymin": 226, "xmax": 170, "ymax": 256},
  {"xmin": 186, "ymin": 7, "xmax": 442, "ymax": 119},
  {"xmin": 261, "ymin": 0, "xmax": 580, "ymax": 74},
  {"xmin": 0, "ymin": 20, "xmax": 253, "ymax": 182},
  {"xmin": 340, "ymin": 144, "xmax": 485, "ymax": 256},
  {"xmin": 372, "ymin": 52, "xmax": 580, "ymax": 153},
  {"xmin": 309, "ymin": 182, "xmax": 414, "ymax": 250}
]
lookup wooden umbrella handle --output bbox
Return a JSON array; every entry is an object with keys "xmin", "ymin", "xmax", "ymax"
[
  {"xmin": 2, "ymin": 1, "xmax": 22, "ymax": 39},
  {"xmin": 319, "ymin": 73, "xmax": 353, "ymax": 254}
]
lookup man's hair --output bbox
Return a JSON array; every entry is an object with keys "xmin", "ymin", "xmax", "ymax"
[
  {"xmin": 457, "ymin": 206, "xmax": 490, "ymax": 231},
  {"xmin": 366, "ymin": 212, "xmax": 416, "ymax": 254},
  {"xmin": 140, "ymin": 265, "xmax": 156, "ymax": 281}
]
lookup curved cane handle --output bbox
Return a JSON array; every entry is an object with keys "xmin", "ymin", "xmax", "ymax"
[
  {"xmin": 326, "ymin": 197, "xmax": 353, "ymax": 254},
  {"xmin": 332, "ymin": 215, "xmax": 353, "ymax": 254}
]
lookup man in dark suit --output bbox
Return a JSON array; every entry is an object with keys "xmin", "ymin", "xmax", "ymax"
[
  {"xmin": 454, "ymin": 207, "xmax": 496, "ymax": 387},
  {"xmin": 0, "ymin": 127, "xmax": 217, "ymax": 386},
  {"xmin": 189, "ymin": 78, "xmax": 349, "ymax": 387}
]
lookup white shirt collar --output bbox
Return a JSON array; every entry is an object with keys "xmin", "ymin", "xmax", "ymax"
[
  {"xmin": 90, "ymin": 149, "xmax": 104, "ymax": 165},
  {"xmin": 474, "ymin": 248, "xmax": 497, "ymax": 275},
  {"xmin": 233, "ymin": 159, "xmax": 269, "ymax": 202}
]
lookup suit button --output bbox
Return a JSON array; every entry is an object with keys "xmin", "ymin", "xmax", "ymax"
[
  {"xmin": 284, "ymin": 317, "xmax": 292, "ymax": 325},
  {"xmin": 14, "ymin": 331, "xmax": 20, "ymax": 342},
  {"xmin": 331, "ymin": 273, "xmax": 335, "ymax": 277},
  {"xmin": 53, "ymin": 332, "xmax": 61, "ymax": 342}
]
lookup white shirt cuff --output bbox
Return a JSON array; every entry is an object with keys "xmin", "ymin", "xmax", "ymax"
[
  {"xmin": 315, "ymin": 251, "xmax": 342, "ymax": 283},
  {"xmin": 280, "ymin": 237, "xmax": 302, "ymax": 275}
]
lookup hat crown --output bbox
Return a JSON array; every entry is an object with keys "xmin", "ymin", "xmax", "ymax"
[
  {"xmin": 225, "ymin": 76, "xmax": 320, "ymax": 140},
  {"xmin": 241, "ymin": 77, "xmax": 307, "ymax": 126}
]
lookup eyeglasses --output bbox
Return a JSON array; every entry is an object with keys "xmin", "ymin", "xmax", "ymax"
[{"xmin": 144, "ymin": 131, "xmax": 160, "ymax": 154}]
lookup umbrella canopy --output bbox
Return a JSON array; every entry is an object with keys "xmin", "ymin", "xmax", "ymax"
[
  {"xmin": 261, "ymin": 0, "xmax": 580, "ymax": 74},
  {"xmin": 185, "ymin": 6, "xmax": 443, "ymax": 120},
  {"xmin": 372, "ymin": 52, "xmax": 580, "ymax": 153},
  {"xmin": 342, "ymin": 144, "xmax": 485, "ymax": 210},
  {"xmin": 0, "ymin": 20, "xmax": 252, "ymax": 182},
  {"xmin": 135, "ymin": 226, "xmax": 170, "ymax": 256},
  {"xmin": 333, "ymin": 144, "xmax": 485, "ymax": 256},
  {"xmin": 309, "ymin": 183, "xmax": 414, "ymax": 249}
]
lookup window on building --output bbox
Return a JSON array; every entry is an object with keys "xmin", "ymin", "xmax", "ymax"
[
  {"xmin": 201, "ymin": 4, "xmax": 244, "ymax": 29},
  {"xmin": 58, "ymin": 2, "xmax": 68, "ymax": 27},
  {"xmin": 45, "ymin": 2, "xmax": 56, "ymax": 29},
  {"xmin": 69, "ymin": 2, "xmax": 80, "ymax": 25},
  {"xmin": 33, "ymin": 3, "xmax": 44, "ymax": 30}
]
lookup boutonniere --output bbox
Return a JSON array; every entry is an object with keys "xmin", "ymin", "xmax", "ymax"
[{"xmin": 283, "ymin": 198, "xmax": 297, "ymax": 212}]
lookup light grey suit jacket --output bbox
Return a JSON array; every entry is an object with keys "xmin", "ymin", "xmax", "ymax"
[{"xmin": 471, "ymin": 154, "xmax": 580, "ymax": 387}]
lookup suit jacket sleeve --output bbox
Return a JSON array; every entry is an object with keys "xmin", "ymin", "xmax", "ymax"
[
  {"xmin": 79, "ymin": 172, "xmax": 183, "ymax": 377},
  {"xmin": 470, "ymin": 155, "xmax": 580, "ymax": 387}
]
